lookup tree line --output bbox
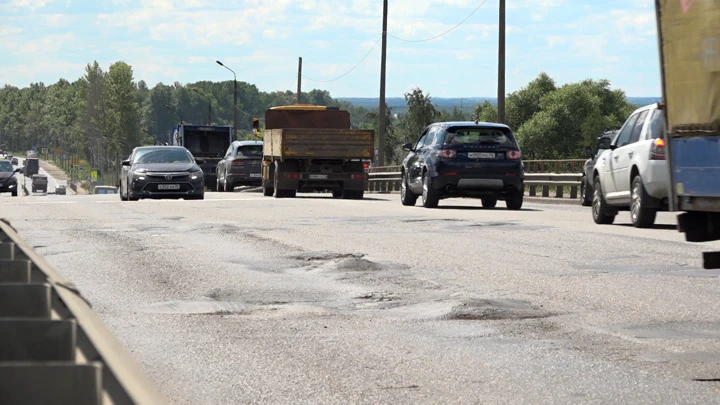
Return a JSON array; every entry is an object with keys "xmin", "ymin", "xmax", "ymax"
[{"xmin": 0, "ymin": 61, "xmax": 638, "ymax": 174}]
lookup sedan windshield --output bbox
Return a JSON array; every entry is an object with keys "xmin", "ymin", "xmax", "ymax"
[
  {"xmin": 135, "ymin": 149, "xmax": 193, "ymax": 164},
  {"xmin": 0, "ymin": 161, "xmax": 12, "ymax": 172}
]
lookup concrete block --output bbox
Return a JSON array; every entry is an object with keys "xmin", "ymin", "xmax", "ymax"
[
  {"xmin": 0, "ymin": 283, "xmax": 51, "ymax": 318},
  {"xmin": 0, "ymin": 260, "xmax": 31, "ymax": 283},
  {"xmin": 0, "ymin": 319, "xmax": 76, "ymax": 361},
  {"xmin": 0, "ymin": 362, "xmax": 102, "ymax": 405}
]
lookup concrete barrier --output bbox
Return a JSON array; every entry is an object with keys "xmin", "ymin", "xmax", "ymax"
[{"xmin": 0, "ymin": 220, "xmax": 168, "ymax": 405}]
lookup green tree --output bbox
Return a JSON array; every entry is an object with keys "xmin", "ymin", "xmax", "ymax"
[
  {"xmin": 105, "ymin": 61, "xmax": 140, "ymax": 171},
  {"xmin": 505, "ymin": 72, "xmax": 556, "ymax": 131},
  {"xmin": 470, "ymin": 100, "xmax": 498, "ymax": 123},
  {"xmin": 365, "ymin": 103, "xmax": 398, "ymax": 164},
  {"xmin": 395, "ymin": 88, "xmax": 438, "ymax": 146}
]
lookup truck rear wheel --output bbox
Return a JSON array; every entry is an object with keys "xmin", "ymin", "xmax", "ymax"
[{"xmin": 273, "ymin": 161, "xmax": 295, "ymax": 198}]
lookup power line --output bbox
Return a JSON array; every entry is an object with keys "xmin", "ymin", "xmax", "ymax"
[
  {"xmin": 389, "ymin": 0, "xmax": 489, "ymax": 43},
  {"xmin": 302, "ymin": 36, "xmax": 382, "ymax": 83}
]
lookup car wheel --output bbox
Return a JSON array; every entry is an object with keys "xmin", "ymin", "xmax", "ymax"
[
  {"xmin": 481, "ymin": 197, "xmax": 497, "ymax": 208},
  {"xmin": 263, "ymin": 184, "xmax": 274, "ymax": 196},
  {"xmin": 630, "ymin": 175, "xmax": 657, "ymax": 228},
  {"xmin": 11, "ymin": 189, "xmax": 17, "ymax": 197},
  {"xmin": 580, "ymin": 176, "xmax": 592, "ymax": 206},
  {"xmin": 400, "ymin": 171, "xmax": 418, "ymax": 206},
  {"xmin": 332, "ymin": 189, "xmax": 342, "ymax": 198},
  {"xmin": 421, "ymin": 172, "xmax": 439, "ymax": 208},
  {"xmin": 592, "ymin": 177, "xmax": 616, "ymax": 224},
  {"xmin": 224, "ymin": 177, "xmax": 233, "ymax": 192},
  {"xmin": 505, "ymin": 190, "xmax": 523, "ymax": 210}
]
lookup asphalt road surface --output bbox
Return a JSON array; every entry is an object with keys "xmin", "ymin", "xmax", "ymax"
[{"xmin": 2, "ymin": 192, "xmax": 720, "ymax": 404}]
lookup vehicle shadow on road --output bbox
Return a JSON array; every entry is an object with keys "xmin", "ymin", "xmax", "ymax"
[
  {"xmin": 291, "ymin": 196, "xmax": 391, "ymax": 202},
  {"xmin": 437, "ymin": 206, "xmax": 542, "ymax": 212},
  {"xmin": 617, "ymin": 223, "xmax": 677, "ymax": 231}
]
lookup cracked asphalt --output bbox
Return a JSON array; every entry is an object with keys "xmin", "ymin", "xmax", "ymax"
[{"xmin": 2, "ymin": 191, "xmax": 720, "ymax": 404}]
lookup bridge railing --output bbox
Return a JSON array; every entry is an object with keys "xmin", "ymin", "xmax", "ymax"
[
  {"xmin": 365, "ymin": 164, "xmax": 583, "ymax": 199},
  {"xmin": 0, "ymin": 219, "xmax": 168, "ymax": 405}
]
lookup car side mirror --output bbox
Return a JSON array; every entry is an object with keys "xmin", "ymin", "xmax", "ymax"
[
  {"xmin": 121, "ymin": 160, "xmax": 131, "ymax": 166},
  {"xmin": 402, "ymin": 143, "xmax": 413, "ymax": 152},
  {"xmin": 584, "ymin": 146, "xmax": 593, "ymax": 159},
  {"xmin": 14, "ymin": 168, "xmax": 21, "ymax": 173},
  {"xmin": 597, "ymin": 137, "xmax": 612, "ymax": 150},
  {"xmin": 195, "ymin": 158, "xmax": 206, "ymax": 165}
]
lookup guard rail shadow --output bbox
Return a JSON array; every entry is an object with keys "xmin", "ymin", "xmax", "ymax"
[
  {"xmin": 365, "ymin": 166, "xmax": 583, "ymax": 199},
  {"xmin": 0, "ymin": 219, "xmax": 168, "ymax": 405}
]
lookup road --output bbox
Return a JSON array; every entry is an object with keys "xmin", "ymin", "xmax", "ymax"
[{"xmin": 1, "ymin": 192, "xmax": 720, "ymax": 404}]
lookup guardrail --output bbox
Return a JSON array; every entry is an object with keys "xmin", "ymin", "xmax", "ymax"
[
  {"xmin": 365, "ymin": 165, "xmax": 583, "ymax": 199},
  {"xmin": 0, "ymin": 219, "xmax": 168, "ymax": 405}
]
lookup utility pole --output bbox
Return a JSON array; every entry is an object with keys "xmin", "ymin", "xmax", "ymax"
[
  {"xmin": 297, "ymin": 57, "xmax": 302, "ymax": 104},
  {"xmin": 378, "ymin": 0, "xmax": 388, "ymax": 167},
  {"xmin": 497, "ymin": 0, "xmax": 506, "ymax": 124}
]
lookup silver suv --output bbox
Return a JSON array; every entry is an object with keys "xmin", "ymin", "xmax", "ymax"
[{"xmin": 591, "ymin": 103, "xmax": 668, "ymax": 227}]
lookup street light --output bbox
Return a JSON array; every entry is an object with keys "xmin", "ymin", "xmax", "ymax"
[
  {"xmin": 216, "ymin": 60, "xmax": 238, "ymax": 135},
  {"xmin": 165, "ymin": 104, "xmax": 183, "ymax": 125},
  {"xmin": 191, "ymin": 88, "xmax": 212, "ymax": 125}
]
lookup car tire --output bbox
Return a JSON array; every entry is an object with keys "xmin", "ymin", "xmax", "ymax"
[
  {"xmin": 421, "ymin": 172, "xmax": 439, "ymax": 208},
  {"xmin": 224, "ymin": 177, "xmax": 233, "ymax": 192},
  {"xmin": 332, "ymin": 189, "xmax": 342, "ymax": 198},
  {"xmin": 505, "ymin": 189, "xmax": 523, "ymax": 210},
  {"xmin": 263, "ymin": 184, "xmax": 274, "ymax": 196},
  {"xmin": 353, "ymin": 190, "xmax": 364, "ymax": 200},
  {"xmin": 11, "ymin": 189, "xmax": 17, "ymax": 197},
  {"xmin": 400, "ymin": 171, "xmax": 418, "ymax": 206},
  {"xmin": 592, "ymin": 177, "xmax": 616, "ymax": 224},
  {"xmin": 482, "ymin": 197, "xmax": 497, "ymax": 208},
  {"xmin": 630, "ymin": 175, "xmax": 657, "ymax": 228},
  {"xmin": 580, "ymin": 176, "xmax": 592, "ymax": 206}
]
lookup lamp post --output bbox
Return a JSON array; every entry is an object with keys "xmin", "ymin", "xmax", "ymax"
[
  {"xmin": 216, "ymin": 60, "xmax": 238, "ymax": 134},
  {"xmin": 165, "ymin": 104, "xmax": 183, "ymax": 125},
  {"xmin": 191, "ymin": 88, "xmax": 212, "ymax": 125}
]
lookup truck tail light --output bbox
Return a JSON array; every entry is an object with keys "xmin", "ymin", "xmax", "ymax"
[
  {"xmin": 363, "ymin": 162, "xmax": 369, "ymax": 169},
  {"xmin": 438, "ymin": 149, "xmax": 456, "ymax": 159},
  {"xmin": 650, "ymin": 138, "xmax": 666, "ymax": 160},
  {"xmin": 506, "ymin": 150, "xmax": 521, "ymax": 160},
  {"xmin": 284, "ymin": 173, "xmax": 300, "ymax": 180},
  {"xmin": 352, "ymin": 173, "xmax": 367, "ymax": 180}
]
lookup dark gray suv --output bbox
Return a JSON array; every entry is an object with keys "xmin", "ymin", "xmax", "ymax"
[{"xmin": 215, "ymin": 141, "xmax": 263, "ymax": 192}]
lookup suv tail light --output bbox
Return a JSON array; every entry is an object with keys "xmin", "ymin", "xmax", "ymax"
[
  {"xmin": 362, "ymin": 162, "xmax": 369, "ymax": 169},
  {"xmin": 506, "ymin": 150, "xmax": 521, "ymax": 160},
  {"xmin": 231, "ymin": 160, "xmax": 245, "ymax": 167},
  {"xmin": 438, "ymin": 149, "xmax": 456, "ymax": 159},
  {"xmin": 650, "ymin": 138, "xmax": 665, "ymax": 160}
]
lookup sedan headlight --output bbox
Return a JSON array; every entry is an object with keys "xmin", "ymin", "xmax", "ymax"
[
  {"xmin": 190, "ymin": 170, "xmax": 203, "ymax": 180},
  {"xmin": 132, "ymin": 170, "xmax": 146, "ymax": 180}
]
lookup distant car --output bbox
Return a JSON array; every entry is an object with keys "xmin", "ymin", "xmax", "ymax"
[
  {"xmin": 10, "ymin": 157, "xmax": 18, "ymax": 166},
  {"xmin": 55, "ymin": 184, "xmax": 67, "ymax": 195},
  {"xmin": 215, "ymin": 140, "xmax": 263, "ymax": 192},
  {"xmin": 119, "ymin": 145, "xmax": 205, "ymax": 201},
  {"xmin": 0, "ymin": 159, "xmax": 20, "ymax": 197},
  {"xmin": 400, "ymin": 121, "xmax": 524, "ymax": 209},
  {"xmin": 580, "ymin": 130, "xmax": 619, "ymax": 206},
  {"xmin": 31, "ymin": 174, "xmax": 48, "ymax": 193},
  {"xmin": 93, "ymin": 186, "xmax": 117, "ymax": 194}
]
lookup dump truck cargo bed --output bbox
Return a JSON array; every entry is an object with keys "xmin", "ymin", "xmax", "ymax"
[{"xmin": 263, "ymin": 128, "xmax": 374, "ymax": 159}]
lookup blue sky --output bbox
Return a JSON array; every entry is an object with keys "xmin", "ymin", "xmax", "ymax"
[{"xmin": 0, "ymin": 0, "xmax": 660, "ymax": 97}]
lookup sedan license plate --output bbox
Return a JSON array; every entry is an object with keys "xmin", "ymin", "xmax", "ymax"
[
  {"xmin": 309, "ymin": 174, "xmax": 328, "ymax": 180},
  {"xmin": 158, "ymin": 184, "xmax": 180, "ymax": 190},
  {"xmin": 468, "ymin": 152, "xmax": 496, "ymax": 159}
]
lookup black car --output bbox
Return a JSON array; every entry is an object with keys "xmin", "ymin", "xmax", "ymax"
[
  {"xmin": 119, "ymin": 146, "xmax": 205, "ymax": 201},
  {"xmin": 580, "ymin": 130, "xmax": 619, "ymax": 206},
  {"xmin": 215, "ymin": 140, "xmax": 263, "ymax": 192},
  {"xmin": 0, "ymin": 159, "xmax": 20, "ymax": 197},
  {"xmin": 400, "ymin": 121, "xmax": 524, "ymax": 209}
]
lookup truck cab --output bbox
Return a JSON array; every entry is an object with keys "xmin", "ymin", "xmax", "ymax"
[{"xmin": 172, "ymin": 125, "xmax": 233, "ymax": 191}]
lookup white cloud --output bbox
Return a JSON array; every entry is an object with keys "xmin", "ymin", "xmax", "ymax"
[{"xmin": 6, "ymin": 0, "xmax": 56, "ymax": 10}]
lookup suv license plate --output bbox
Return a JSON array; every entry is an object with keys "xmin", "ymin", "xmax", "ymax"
[
  {"xmin": 158, "ymin": 184, "xmax": 180, "ymax": 190},
  {"xmin": 309, "ymin": 174, "xmax": 328, "ymax": 180},
  {"xmin": 250, "ymin": 173, "xmax": 262, "ymax": 178},
  {"xmin": 468, "ymin": 152, "xmax": 496, "ymax": 159}
]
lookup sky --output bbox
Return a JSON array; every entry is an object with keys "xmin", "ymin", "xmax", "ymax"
[{"xmin": 0, "ymin": 0, "xmax": 661, "ymax": 98}]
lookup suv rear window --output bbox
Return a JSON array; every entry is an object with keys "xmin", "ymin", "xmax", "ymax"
[
  {"xmin": 237, "ymin": 145, "xmax": 263, "ymax": 157},
  {"xmin": 442, "ymin": 127, "xmax": 516, "ymax": 147}
]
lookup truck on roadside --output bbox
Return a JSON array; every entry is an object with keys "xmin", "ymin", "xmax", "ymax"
[
  {"xmin": 258, "ymin": 104, "xmax": 374, "ymax": 199},
  {"xmin": 655, "ymin": 0, "xmax": 720, "ymax": 268},
  {"xmin": 171, "ymin": 124, "xmax": 233, "ymax": 191}
]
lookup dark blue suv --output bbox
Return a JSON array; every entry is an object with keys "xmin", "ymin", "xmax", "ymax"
[{"xmin": 400, "ymin": 121, "xmax": 524, "ymax": 209}]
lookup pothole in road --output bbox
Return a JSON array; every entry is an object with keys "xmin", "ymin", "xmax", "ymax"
[
  {"xmin": 140, "ymin": 299, "xmax": 256, "ymax": 315},
  {"xmin": 442, "ymin": 298, "xmax": 555, "ymax": 321},
  {"xmin": 292, "ymin": 252, "xmax": 365, "ymax": 261}
]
